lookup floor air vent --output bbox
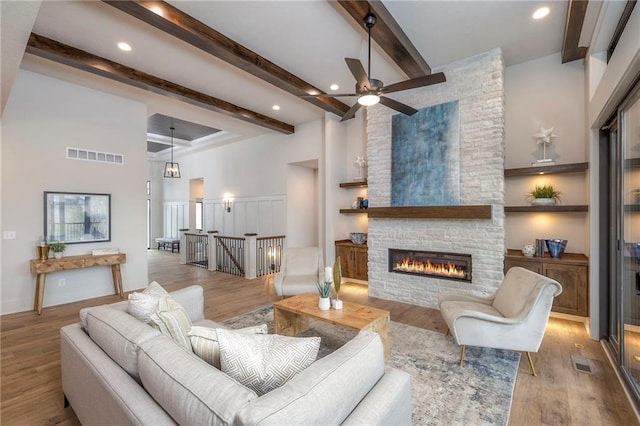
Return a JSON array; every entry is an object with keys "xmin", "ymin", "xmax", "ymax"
[{"xmin": 571, "ymin": 355, "xmax": 594, "ymax": 374}]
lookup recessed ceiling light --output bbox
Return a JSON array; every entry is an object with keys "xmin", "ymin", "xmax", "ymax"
[
  {"xmin": 533, "ymin": 7, "xmax": 550, "ymax": 20},
  {"xmin": 272, "ymin": 105, "xmax": 280, "ymax": 111},
  {"xmin": 117, "ymin": 42, "xmax": 132, "ymax": 52},
  {"xmin": 330, "ymin": 83, "xmax": 339, "ymax": 91}
]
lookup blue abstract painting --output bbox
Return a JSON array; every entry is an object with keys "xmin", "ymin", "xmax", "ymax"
[{"xmin": 391, "ymin": 101, "xmax": 460, "ymax": 206}]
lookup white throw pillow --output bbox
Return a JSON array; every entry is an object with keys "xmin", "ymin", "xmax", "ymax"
[
  {"xmin": 217, "ymin": 329, "xmax": 320, "ymax": 396},
  {"xmin": 127, "ymin": 281, "xmax": 169, "ymax": 323},
  {"xmin": 188, "ymin": 324, "xmax": 268, "ymax": 368},
  {"xmin": 149, "ymin": 296, "xmax": 193, "ymax": 351}
]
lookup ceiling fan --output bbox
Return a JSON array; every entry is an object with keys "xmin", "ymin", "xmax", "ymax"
[{"xmin": 303, "ymin": 13, "xmax": 446, "ymax": 122}]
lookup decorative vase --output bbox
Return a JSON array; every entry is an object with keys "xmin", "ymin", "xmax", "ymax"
[
  {"xmin": 531, "ymin": 198, "xmax": 556, "ymax": 206},
  {"xmin": 53, "ymin": 252, "xmax": 63, "ymax": 259},
  {"xmin": 318, "ymin": 297, "xmax": 330, "ymax": 310},
  {"xmin": 331, "ymin": 299, "xmax": 343, "ymax": 310},
  {"xmin": 521, "ymin": 244, "xmax": 535, "ymax": 257},
  {"xmin": 37, "ymin": 246, "xmax": 49, "ymax": 260}
]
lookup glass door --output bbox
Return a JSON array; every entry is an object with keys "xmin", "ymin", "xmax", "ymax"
[
  {"xmin": 620, "ymin": 88, "xmax": 640, "ymax": 394},
  {"xmin": 609, "ymin": 119, "xmax": 620, "ymax": 354}
]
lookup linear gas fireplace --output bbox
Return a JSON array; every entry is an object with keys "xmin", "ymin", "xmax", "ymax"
[{"xmin": 388, "ymin": 249, "xmax": 472, "ymax": 283}]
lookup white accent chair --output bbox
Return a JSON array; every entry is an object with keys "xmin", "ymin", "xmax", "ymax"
[
  {"xmin": 273, "ymin": 247, "xmax": 324, "ymax": 297},
  {"xmin": 438, "ymin": 266, "xmax": 562, "ymax": 376}
]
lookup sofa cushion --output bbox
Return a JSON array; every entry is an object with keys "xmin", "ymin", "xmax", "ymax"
[
  {"xmin": 217, "ymin": 329, "xmax": 320, "ymax": 396},
  {"xmin": 149, "ymin": 296, "xmax": 193, "ymax": 351},
  {"xmin": 138, "ymin": 334, "xmax": 257, "ymax": 425},
  {"xmin": 235, "ymin": 330, "xmax": 385, "ymax": 425},
  {"xmin": 127, "ymin": 281, "xmax": 169, "ymax": 323},
  {"xmin": 188, "ymin": 324, "xmax": 268, "ymax": 368},
  {"xmin": 85, "ymin": 306, "xmax": 161, "ymax": 383}
]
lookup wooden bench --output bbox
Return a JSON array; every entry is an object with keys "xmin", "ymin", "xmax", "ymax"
[{"xmin": 156, "ymin": 238, "xmax": 180, "ymax": 253}]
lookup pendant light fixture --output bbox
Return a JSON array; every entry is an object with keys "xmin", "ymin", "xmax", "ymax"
[{"xmin": 163, "ymin": 126, "xmax": 181, "ymax": 178}]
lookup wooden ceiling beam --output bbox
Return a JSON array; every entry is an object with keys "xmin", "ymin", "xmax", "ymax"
[
  {"xmin": 561, "ymin": 0, "xmax": 589, "ymax": 64},
  {"xmin": 337, "ymin": 0, "xmax": 431, "ymax": 78},
  {"xmin": 102, "ymin": 0, "xmax": 350, "ymax": 117},
  {"xmin": 26, "ymin": 33, "xmax": 295, "ymax": 134}
]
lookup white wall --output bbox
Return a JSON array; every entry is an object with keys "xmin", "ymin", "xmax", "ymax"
[
  {"xmin": 151, "ymin": 118, "xmax": 325, "ymax": 248},
  {"xmin": 1, "ymin": 70, "xmax": 148, "ymax": 314},
  {"xmin": 504, "ymin": 52, "xmax": 588, "ymax": 254},
  {"xmin": 286, "ymin": 164, "xmax": 317, "ymax": 247},
  {"xmin": 586, "ymin": 5, "xmax": 640, "ymax": 338}
]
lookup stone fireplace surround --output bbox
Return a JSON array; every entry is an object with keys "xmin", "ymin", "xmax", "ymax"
[{"xmin": 366, "ymin": 49, "xmax": 505, "ymax": 309}]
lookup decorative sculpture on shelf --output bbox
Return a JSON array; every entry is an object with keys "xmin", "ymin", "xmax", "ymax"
[
  {"xmin": 533, "ymin": 127, "xmax": 557, "ymax": 166},
  {"xmin": 354, "ymin": 156, "xmax": 367, "ymax": 181}
]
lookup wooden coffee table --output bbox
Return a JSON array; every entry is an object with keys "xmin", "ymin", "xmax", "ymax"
[{"xmin": 273, "ymin": 293, "xmax": 390, "ymax": 359}]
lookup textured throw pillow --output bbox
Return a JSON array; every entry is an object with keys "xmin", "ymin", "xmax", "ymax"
[
  {"xmin": 127, "ymin": 281, "xmax": 169, "ymax": 323},
  {"xmin": 188, "ymin": 324, "xmax": 268, "ymax": 369},
  {"xmin": 217, "ymin": 329, "xmax": 320, "ymax": 395},
  {"xmin": 149, "ymin": 296, "xmax": 193, "ymax": 351}
]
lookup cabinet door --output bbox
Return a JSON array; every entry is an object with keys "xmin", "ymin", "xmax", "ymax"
[
  {"xmin": 353, "ymin": 246, "xmax": 368, "ymax": 281},
  {"xmin": 504, "ymin": 258, "xmax": 543, "ymax": 274},
  {"xmin": 335, "ymin": 244, "xmax": 354, "ymax": 278},
  {"xmin": 543, "ymin": 263, "xmax": 588, "ymax": 316}
]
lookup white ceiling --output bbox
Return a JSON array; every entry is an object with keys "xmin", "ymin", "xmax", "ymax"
[{"xmin": 4, "ymin": 1, "xmax": 574, "ymax": 150}]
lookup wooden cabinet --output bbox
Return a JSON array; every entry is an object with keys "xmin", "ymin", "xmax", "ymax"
[
  {"xmin": 504, "ymin": 250, "xmax": 588, "ymax": 317},
  {"xmin": 335, "ymin": 240, "xmax": 368, "ymax": 281}
]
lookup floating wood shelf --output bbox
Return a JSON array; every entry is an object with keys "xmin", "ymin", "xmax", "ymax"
[
  {"xmin": 339, "ymin": 181, "xmax": 368, "ymax": 188},
  {"xmin": 625, "ymin": 158, "xmax": 640, "ymax": 169},
  {"xmin": 504, "ymin": 162, "xmax": 588, "ymax": 177},
  {"xmin": 339, "ymin": 209, "xmax": 368, "ymax": 214},
  {"xmin": 505, "ymin": 205, "xmax": 588, "ymax": 213},
  {"xmin": 366, "ymin": 205, "xmax": 492, "ymax": 219}
]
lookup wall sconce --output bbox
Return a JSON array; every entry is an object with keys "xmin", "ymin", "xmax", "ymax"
[{"xmin": 223, "ymin": 198, "xmax": 233, "ymax": 213}]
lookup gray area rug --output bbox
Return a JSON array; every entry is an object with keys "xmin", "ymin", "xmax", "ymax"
[{"xmin": 223, "ymin": 306, "xmax": 520, "ymax": 426}]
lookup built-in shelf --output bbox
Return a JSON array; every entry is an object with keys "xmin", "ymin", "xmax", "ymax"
[
  {"xmin": 339, "ymin": 208, "xmax": 368, "ymax": 214},
  {"xmin": 339, "ymin": 180, "xmax": 368, "ymax": 188},
  {"xmin": 505, "ymin": 205, "xmax": 589, "ymax": 213},
  {"xmin": 625, "ymin": 158, "xmax": 640, "ymax": 169},
  {"xmin": 366, "ymin": 205, "xmax": 492, "ymax": 219},
  {"xmin": 504, "ymin": 162, "xmax": 588, "ymax": 177}
]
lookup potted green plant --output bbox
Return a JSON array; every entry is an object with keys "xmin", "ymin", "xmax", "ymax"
[
  {"xmin": 316, "ymin": 280, "xmax": 331, "ymax": 310},
  {"xmin": 50, "ymin": 241, "xmax": 66, "ymax": 259},
  {"xmin": 331, "ymin": 256, "xmax": 343, "ymax": 309},
  {"xmin": 527, "ymin": 184, "xmax": 561, "ymax": 206}
]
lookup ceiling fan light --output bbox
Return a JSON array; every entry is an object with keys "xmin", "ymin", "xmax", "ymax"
[{"xmin": 358, "ymin": 94, "xmax": 380, "ymax": 106}]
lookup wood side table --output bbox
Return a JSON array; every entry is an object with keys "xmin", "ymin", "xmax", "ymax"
[
  {"xmin": 273, "ymin": 293, "xmax": 390, "ymax": 359},
  {"xmin": 29, "ymin": 253, "xmax": 126, "ymax": 315}
]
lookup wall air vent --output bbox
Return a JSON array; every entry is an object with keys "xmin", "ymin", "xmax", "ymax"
[{"xmin": 67, "ymin": 147, "xmax": 124, "ymax": 165}]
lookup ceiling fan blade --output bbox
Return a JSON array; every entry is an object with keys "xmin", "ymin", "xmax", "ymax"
[
  {"xmin": 340, "ymin": 102, "xmax": 362, "ymax": 122},
  {"xmin": 379, "ymin": 96, "xmax": 418, "ymax": 116},
  {"xmin": 382, "ymin": 72, "xmax": 447, "ymax": 94},
  {"xmin": 300, "ymin": 93, "xmax": 357, "ymax": 98},
  {"xmin": 345, "ymin": 58, "xmax": 370, "ymax": 90}
]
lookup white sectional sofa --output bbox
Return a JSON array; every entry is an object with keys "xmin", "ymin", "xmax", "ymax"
[{"xmin": 61, "ymin": 285, "xmax": 412, "ymax": 425}]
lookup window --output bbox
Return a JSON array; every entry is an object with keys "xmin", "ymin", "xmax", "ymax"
[{"xmin": 196, "ymin": 200, "xmax": 203, "ymax": 231}]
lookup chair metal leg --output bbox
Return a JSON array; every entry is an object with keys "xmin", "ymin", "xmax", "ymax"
[
  {"xmin": 526, "ymin": 352, "xmax": 537, "ymax": 377},
  {"xmin": 459, "ymin": 345, "xmax": 466, "ymax": 367}
]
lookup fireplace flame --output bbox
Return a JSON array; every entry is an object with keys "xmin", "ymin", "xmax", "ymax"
[{"xmin": 394, "ymin": 258, "xmax": 466, "ymax": 278}]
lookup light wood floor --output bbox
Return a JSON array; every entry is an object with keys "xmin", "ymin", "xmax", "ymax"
[{"xmin": 1, "ymin": 250, "xmax": 637, "ymax": 425}]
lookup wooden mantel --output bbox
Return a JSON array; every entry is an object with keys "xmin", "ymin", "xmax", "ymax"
[{"xmin": 366, "ymin": 205, "xmax": 492, "ymax": 219}]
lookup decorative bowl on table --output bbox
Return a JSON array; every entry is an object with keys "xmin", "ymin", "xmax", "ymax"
[
  {"xmin": 545, "ymin": 239, "xmax": 567, "ymax": 259},
  {"xmin": 349, "ymin": 233, "xmax": 367, "ymax": 245}
]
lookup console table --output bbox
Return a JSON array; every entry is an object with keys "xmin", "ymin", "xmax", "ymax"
[{"xmin": 29, "ymin": 253, "xmax": 126, "ymax": 315}]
